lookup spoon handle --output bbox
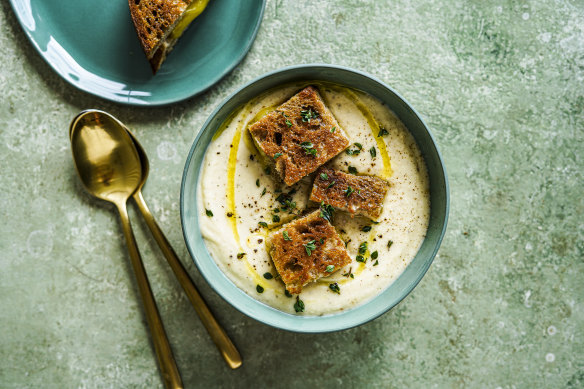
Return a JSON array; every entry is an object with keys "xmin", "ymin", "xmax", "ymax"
[
  {"xmin": 117, "ymin": 201, "xmax": 183, "ymax": 389},
  {"xmin": 133, "ymin": 190, "xmax": 243, "ymax": 369}
]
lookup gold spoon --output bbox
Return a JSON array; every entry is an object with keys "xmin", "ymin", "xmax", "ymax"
[
  {"xmin": 124, "ymin": 121, "xmax": 243, "ymax": 370},
  {"xmin": 70, "ymin": 111, "xmax": 182, "ymax": 389}
]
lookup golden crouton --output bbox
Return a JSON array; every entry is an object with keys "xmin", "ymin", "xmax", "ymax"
[
  {"xmin": 266, "ymin": 210, "xmax": 351, "ymax": 294},
  {"xmin": 248, "ymin": 86, "xmax": 350, "ymax": 186},
  {"xmin": 310, "ymin": 166, "xmax": 389, "ymax": 221}
]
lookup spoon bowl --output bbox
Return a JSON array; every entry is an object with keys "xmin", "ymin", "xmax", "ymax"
[{"xmin": 70, "ymin": 111, "xmax": 142, "ymax": 204}]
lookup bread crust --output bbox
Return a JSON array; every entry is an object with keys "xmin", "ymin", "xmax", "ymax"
[
  {"xmin": 248, "ymin": 86, "xmax": 350, "ymax": 186},
  {"xmin": 128, "ymin": 0, "xmax": 192, "ymax": 70},
  {"xmin": 310, "ymin": 166, "xmax": 389, "ymax": 220},
  {"xmin": 266, "ymin": 210, "xmax": 351, "ymax": 294}
]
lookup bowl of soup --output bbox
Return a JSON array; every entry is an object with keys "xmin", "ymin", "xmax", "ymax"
[{"xmin": 180, "ymin": 64, "xmax": 449, "ymax": 332}]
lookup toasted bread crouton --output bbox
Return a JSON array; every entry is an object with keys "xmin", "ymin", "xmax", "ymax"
[
  {"xmin": 248, "ymin": 86, "xmax": 350, "ymax": 186},
  {"xmin": 310, "ymin": 167, "xmax": 389, "ymax": 221},
  {"xmin": 266, "ymin": 210, "xmax": 351, "ymax": 294}
]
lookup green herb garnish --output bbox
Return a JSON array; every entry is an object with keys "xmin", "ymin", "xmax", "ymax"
[
  {"xmin": 258, "ymin": 221, "xmax": 268, "ymax": 228},
  {"xmin": 359, "ymin": 241, "xmax": 368, "ymax": 255},
  {"xmin": 378, "ymin": 127, "xmax": 389, "ymax": 137},
  {"xmin": 300, "ymin": 141, "xmax": 317, "ymax": 156},
  {"xmin": 373, "ymin": 260, "xmax": 379, "ymax": 266},
  {"xmin": 344, "ymin": 186, "xmax": 354, "ymax": 197},
  {"xmin": 388, "ymin": 240, "xmax": 394, "ymax": 250},
  {"xmin": 327, "ymin": 180, "xmax": 336, "ymax": 189},
  {"xmin": 319, "ymin": 202, "xmax": 334, "ymax": 223},
  {"xmin": 320, "ymin": 173, "xmax": 329, "ymax": 180},
  {"xmin": 348, "ymin": 166, "xmax": 358, "ymax": 175},
  {"xmin": 345, "ymin": 148, "xmax": 360, "ymax": 156},
  {"xmin": 356, "ymin": 255, "xmax": 366, "ymax": 263},
  {"xmin": 263, "ymin": 272, "xmax": 273, "ymax": 280},
  {"xmin": 330, "ymin": 126, "xmax": 336, "ymax": 133},
  {"xmin": 264, "ymin": 166, "xmax": 271, "ymax": 175},
  {"xmin": 371, "ymin": 250, "xmax": 378, "ymax": 259},
  {"xmin": 303, "ymin": 240, "xmax": 317, "ymax": 256},
  {"xmin": 285, "ymin": 289, "xmax": 293, "ymax": 298},
  {"xmin": 261, "ymin": 187, "xmax": 267, "ymax": 197},
  {"xmin": 283, "ymin": 230, "xmax": 291, "ymax": 241},
  {"xmin": 294, "ymin": 296, "xmax": 305, "ymax": 312},
  {"xmin": 237, "ymin": 252, "xmax": 246, "ymax": 259},
  {"xmin": 274, "ymin": 152, "xmax": 283, "ymax": 159},
  {"xmin": 300, "ymin": 108, "xmax": 318, "ymax": 122},
  {"xmin": 205, "ymin": 209, "xmax": 213, "ymax": 217},
  {"xmin": 354, "ymin": 143, "xmax": 363, "ymax": 150},
  {"xmin": 256, "ymin": 179, "xmax": 260, "ymax": 187},
  {"xmin": 256, "ymin": 285, "xmax": 264, "ymax": 293},
  {"xmin": 286, "ymin": 119, "xmax": 292, "ymax": 127},
  {"xmin": 272, "ymin": 214, "xmax": 280, "ymax": 223},
  {"xmin": 369, "ymin": 147, "xmax": 377, "ymax": 158},
  {"xmin": 362, "ymin": 226, "xmax": 372, "ymax": 232},
  {"xmin": 325, "ymin": 265, "xmax": 335, "ymax": 273},
  {"xmin": 329, "ymin": 283, "xmax": 340, "ymax": 294}
]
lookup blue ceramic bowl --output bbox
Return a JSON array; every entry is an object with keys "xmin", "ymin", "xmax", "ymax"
[{"xmin": 180, "ymin": 64, "xmax": 449, "ymax": 332}]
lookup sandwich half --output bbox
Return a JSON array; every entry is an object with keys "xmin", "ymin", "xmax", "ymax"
[{"xmin": 129, "ymin": 0, "xmax": 210, "ymax": 73}]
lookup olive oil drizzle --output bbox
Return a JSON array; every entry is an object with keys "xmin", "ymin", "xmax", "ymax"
[{"xmin": 226, "ymin": 102, "xmax": 267, "ymax": 288}]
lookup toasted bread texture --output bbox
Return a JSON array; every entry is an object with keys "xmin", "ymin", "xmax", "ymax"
[
  {"xmin": 266, "ymin": 210, "xmax": 351, "ymax": 294},
  {"xmin": 310, "ymin": 166, "xmax": 389, "ymax": 221},
  {"xmin": 248, "ymin": 86, "xmax": 350, "ymax": 186}
]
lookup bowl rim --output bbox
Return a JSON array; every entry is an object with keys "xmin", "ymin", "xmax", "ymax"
[{"xmin": 180, "ymin": 64, "xmax": 449, "ymax": 332}]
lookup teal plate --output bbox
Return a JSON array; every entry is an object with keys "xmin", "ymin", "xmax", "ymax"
[
  {"xmin": 9, "ymin": 0, "xmax": 265, "ymax": 105},
  {"xmin": 181, "ymin": 64, "xmax": 450, "ymax": 333}
]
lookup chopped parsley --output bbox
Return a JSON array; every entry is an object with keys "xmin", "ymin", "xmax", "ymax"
[
  {"xmin": 205, "ymin": 209, "xmax": 213, "ymax": 217},
  {"xmin": 256, "ymin": 285, "xmax": 264, "ymax": 293},
  {"xmin": 274, "ymin": 152, "xmax": 283, "ymax": 159},
  {"xmin": 294, "ymin": 296, "xmax": 305, "ymax": 312},
  {"xmin": 329, "ymin": 283, "xmax": 341, "ymax": 294},
  {"xmin": 272, "ymin": 214, "xmax": 280, "ymax": 223},
  {"xmin": 344, "ymin": 186, "xmax": 354, "ymax": 197},
  {"xmin": 319, "ymin": 202, "xmax": 334, "ymax": 223},
  {"xmin": 300, "ymin": 141, "xmax": 317, "ymax": 156},
  {"xmin": 362, "ymin": 226, "xmax": 372, "ymax": 232},
  {"xmin": 263, "ymin": 272, "xmax": 273, "ymax": 280},
  {"xmin": 348, "ymin": 166, "xmax": 358, "ymax": 175},
  {"xmin": 326, "ymin": 265, "xmax": 335, "ymax": 273},
  {"xmin": 237, "ymin": 252, "xmax": 246, "ymax": 259},
  {"xmin": 258, "ymin": 221, "xmax": 268, "ymax": 228},
  {"xmin": 303, "ymin": 240, "xmax": 317, "ymax": 256},
  {"xmin": 300, "ymin": 108, "xmax": 318, "ymax": 122},
  {"xmin": 320, "ymin": 173, "xmax": 329, "ymax": 180},
  {"xmin": 371, "ymin": 250, "xmax": 379, "ymax": 259},
  {"xmin": 378, "ymin": 127, "xmax": 389, "ymax": 137},
  {"xmin": 283, "ymin": 230, "xmax": 292, "ymax": 241},
  {"xmin": 370, "ymin": 147, "xmax": 377, "ymax": 158}
]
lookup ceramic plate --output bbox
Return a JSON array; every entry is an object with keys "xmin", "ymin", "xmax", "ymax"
[
  {"xmin": 180, "ymin": 65, "xmax": 449, "ymax": 333},
  {"xmin": 9, "ymin": 0, "xmax": 266, "ymax": 105}
]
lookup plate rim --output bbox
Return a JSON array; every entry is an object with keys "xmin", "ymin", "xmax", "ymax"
[
  {"xmin": 8, "ymin": 0, "xmax": 266, "ymax": 106},
  {"xmin": 180, "ymin": 64, "xmax": 450, "ymax": 333}
]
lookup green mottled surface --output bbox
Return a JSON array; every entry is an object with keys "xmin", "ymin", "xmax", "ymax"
[{"xmin": 1, "ymin": 0, "xmax": 582, "ymax": 387}]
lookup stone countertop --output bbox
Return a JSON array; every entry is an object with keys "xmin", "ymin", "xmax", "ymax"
[{"xmin": 0, "ymin": 1, "xmax": 582, "ymax": 387}]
